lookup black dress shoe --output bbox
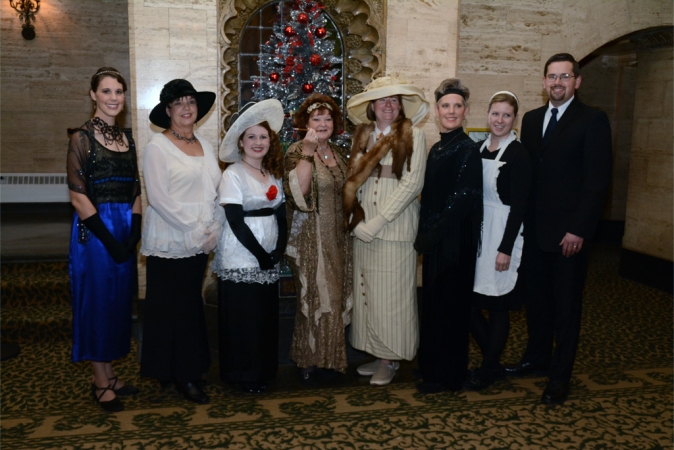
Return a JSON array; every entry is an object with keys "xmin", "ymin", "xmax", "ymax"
[
  {"xmin": 541, "ymin": 380, "xmax": 569, "ymax": 405},
  {"xmin": 239, "ymin": 382, "xmax": 267, "ymax": 394},
  {"xmin": 416, "ymin": 382, "xmax": 449, "ymax": 394},
  {"xmin": 316, "ymin": 368, "xmax": 340, "ymax": 380},
  {"xmin": 176, "ymin": 381, "xmax": 209, "ymax": 404},
  {"xmin": 92, "ymin": 384, "xmax": 125, "ymax": 412},
  {"xmin": 503, "ymin": 361, "xmax": 549, "ymax": 377},
  {"xmin": 300, "ymin": 370, "xmax": 318, "ymax": 386},
  {"xmin": 463, "ymin": 367, "xmax": 505, "ymax": 391},
  {"xmin": 109, "ymin": 376, "xmax": 140, "ymax": 396}
]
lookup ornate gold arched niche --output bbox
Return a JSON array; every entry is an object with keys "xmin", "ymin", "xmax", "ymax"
[{"xmin": 218, "ymin": 0, "xmax": 387, "ymax": 137}]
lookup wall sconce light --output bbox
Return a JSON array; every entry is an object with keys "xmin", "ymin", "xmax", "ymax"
[{"xmin": 9, "ymin": 0, "xmax": 41, "ymax": 40}]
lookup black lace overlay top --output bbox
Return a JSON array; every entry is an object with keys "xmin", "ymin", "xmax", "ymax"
[
  {"xmin": 415, "ymin": 128, "xmax": 483, "ymax": 263},
  {"xmin": 67, "ymin": 120, "xmax": 141, "ymax": 205}
]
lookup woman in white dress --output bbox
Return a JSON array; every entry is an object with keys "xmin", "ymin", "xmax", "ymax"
[
  {"xmin": 140, "ymin": 79, "xmax": 224, "ymax": 404},
  {"xmin": 213, "ymin": 99, "xmax": 287, "ymax": 394}
]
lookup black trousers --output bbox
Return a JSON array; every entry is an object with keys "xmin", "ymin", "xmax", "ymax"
[
  {"xmin": 521, "ymin": 241, "xmax": 590, "ymax": 383},
  {"xmin": 140, "ymin": 254, "xmax": 210, "ymax": 383}
]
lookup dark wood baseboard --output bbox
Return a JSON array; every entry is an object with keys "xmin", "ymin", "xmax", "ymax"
[{"xmin": 619, "ymin": 248, "xmax": 673, "ymax": 294}]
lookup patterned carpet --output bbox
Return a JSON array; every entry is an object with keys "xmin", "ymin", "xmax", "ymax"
[{"xmin": 1, "ymin": 243, "xmax": 672, "ymax": 449}]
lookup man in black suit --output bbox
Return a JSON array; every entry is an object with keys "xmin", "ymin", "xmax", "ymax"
[{"xmin": 506, "ymin": 53, "xmax": 613, "ymax": 404}]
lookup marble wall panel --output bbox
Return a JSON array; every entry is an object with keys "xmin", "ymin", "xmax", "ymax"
[
  {"xmin": 1, "ymin": 0, "xmax": 131, "ymax": 173},
  {"xmin": 458, "ymin": 30, "xmax": 542, "ymax": 75},
  {"xmin": 623, "ymin": 47, "xmax": 673, "ymax": 260},
  {"xmin": 168, "ymin": 8, "xmax": 216, "ymax": 61},
  {"xmin": 646, "ymin": 119, "xmax": 673, "ymax": 154},
  {"xmin": 128, "ymin": 6, "xmax": 170, "ymax": 60},
  {"xmin": 459, "ymin": 3, "xmax": 508, "ymax": 32},
  {"xmin": 506, "ymin": 5, "xmax": 564, "ymax": 35},
  {"xmin": 144, "ymin": 0, "xmax": 194, "ymax": 7},
  {"xmin": 645, "ymin": 153, "xmax": 673, "ymax": 189},
  {"xmin": 627, "ymin": 0, "xmax": 674, "ymax": 31}
]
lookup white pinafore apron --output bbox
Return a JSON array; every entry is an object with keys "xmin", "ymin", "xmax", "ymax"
[{"xmin": 473, "ymin": 133, "xmax": 524, "ymax": 296}]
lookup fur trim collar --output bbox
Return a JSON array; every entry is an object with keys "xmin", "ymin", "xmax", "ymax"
[{"xmin": 343, "ymin": 118, "xmax": 415, "ymax": 231}]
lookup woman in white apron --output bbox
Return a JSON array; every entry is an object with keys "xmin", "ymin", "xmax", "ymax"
[{"xmin": 464, "ymin": 91, "xmax": 532, "ymax": 391}]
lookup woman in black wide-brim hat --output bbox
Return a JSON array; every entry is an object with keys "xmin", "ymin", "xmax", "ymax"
[{"xmin": 140, "ymin": 79, "xmax": 224, "ymax": 404}]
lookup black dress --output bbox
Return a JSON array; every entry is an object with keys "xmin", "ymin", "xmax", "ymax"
[{"xmin": 415, "ymin": 128, "xmax": 483, "ymax": 390}]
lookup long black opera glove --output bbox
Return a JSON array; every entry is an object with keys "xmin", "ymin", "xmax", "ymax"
[
  {"xmin": 270, "ymin": 202, "xmax": 288, "ymax": 265},
  {"xmin": 82, "ymin": 213, "xmax": 133, "ymax": 264},
  {"xmin": 224, "ymin": 204, "xmax": 275, "ymax": 270},
  {"xmin": 124, "ymin": 213, "xmax": 142, "ymax": 254}
]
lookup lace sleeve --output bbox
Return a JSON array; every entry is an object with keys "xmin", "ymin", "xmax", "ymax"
[
  {"xmin": 125, "ymin": 129, "xmax": 142, "ymax": 200},
  {"xmin": 283, "ymin": 142, "xmax": 316, "ymax": 212},
  {"xmin": 66, "ymin": 128, "xmax": 91, "ymax": 195}
]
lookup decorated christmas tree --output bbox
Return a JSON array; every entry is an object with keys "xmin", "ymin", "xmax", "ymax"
[{"xmin": 251, "ymin": 0, "xmax": 343, "ymax": 143}]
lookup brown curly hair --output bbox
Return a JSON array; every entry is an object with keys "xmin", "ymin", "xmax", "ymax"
[
  {"xmin": 238, "ymin": 121, "xmax": 284, "ymax": 179},
  {"xmin": 293, "ymin": 93, "xmax": 343, "ymax": 138}
]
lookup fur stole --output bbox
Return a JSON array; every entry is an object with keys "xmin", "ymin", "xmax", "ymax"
[{"xmin": 343, "ymin": 118, "xmax": 415, "ymax": 231}]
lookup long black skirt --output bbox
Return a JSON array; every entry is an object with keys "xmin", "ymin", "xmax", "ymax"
[
  {"xmin": 218, "ymin": 279, "xmax": 279, "ymax": 384},
  {"xmin": 418, "ymin": 244, "xmax": 477, "ymax": 390},
  {"xmin": 140, "ymin": 254, "xmax": 210, "ymax": 383}
]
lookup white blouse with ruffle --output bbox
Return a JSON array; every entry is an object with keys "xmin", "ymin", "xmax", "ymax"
[{"xmin": 141, "ymin": 132, "xmax": 225, "ymax": 259}]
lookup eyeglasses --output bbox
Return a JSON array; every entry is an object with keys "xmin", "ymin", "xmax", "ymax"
[{"xmin": 546, "ymin": 73, "xmax": 576, "ymax": 81}]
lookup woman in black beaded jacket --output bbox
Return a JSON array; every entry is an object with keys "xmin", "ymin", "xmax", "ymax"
[{"xmin": 414, "ymin": 78, "xmax": 483, "ymax": 394}]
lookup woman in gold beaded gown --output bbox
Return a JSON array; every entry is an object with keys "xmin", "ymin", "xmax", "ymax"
[{"xmin": 283, "ymin": 94, "xmax": 353, "ymax": 383}]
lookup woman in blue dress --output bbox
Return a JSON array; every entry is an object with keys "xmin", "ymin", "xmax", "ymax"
[{"xmin": 67, "ymin": 67, "xmax": 142, "ymax": 412}]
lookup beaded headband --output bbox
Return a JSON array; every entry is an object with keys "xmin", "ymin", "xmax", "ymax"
[
  {"xmin": 94, "ymin": 70, "xmax": 123, "ymax": 78},
  {"xmin": 307, "ymin": 102, "xmax": 333, "ymax": 114},
  {"xmin": 489, "ymin": 90, "xmax": 519, "ymax": 109}
]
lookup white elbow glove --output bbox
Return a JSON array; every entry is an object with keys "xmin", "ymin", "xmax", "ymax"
[{"xmin": 353, "ymin": 214, "xmax": 388, "ymax": 243}]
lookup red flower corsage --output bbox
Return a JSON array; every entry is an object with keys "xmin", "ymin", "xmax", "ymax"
[{"xmin": 266, "ymin": 185, "xmax": 278, "ymax": 201}]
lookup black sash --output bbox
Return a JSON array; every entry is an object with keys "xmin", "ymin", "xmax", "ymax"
[{"xmin": 243, "ymin": 208, "xmax": 274, "ymax": 217}]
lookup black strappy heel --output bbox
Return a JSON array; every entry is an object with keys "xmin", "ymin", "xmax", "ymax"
[
  {"xmin": 92, "ymin": 383, "xmax": 124, "ymax": 412},
  {"xmin": 108, "ymin": 376, "xmax": 139, "ymax": 396}
]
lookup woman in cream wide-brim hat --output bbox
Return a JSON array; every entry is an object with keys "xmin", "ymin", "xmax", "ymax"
[
  {"xmin": 342, "ymin": 76, "xmax": 429, "ymax": 387},
  {"xmin": 212, "ymin": 98, "xmax": 288, "ymax": 394}
]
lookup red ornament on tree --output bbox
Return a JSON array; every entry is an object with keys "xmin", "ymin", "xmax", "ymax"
[
  {"xmin": 310, "ymin": 54, "xmax": 322, "ymax": 66},
  {"xmin": 284, "ymin": 26, "xmax": 296, "ymax": 37},
  {"xmin": 315, "ymin": 27, "xmax": 327, "ymax": 38},
  {"xmin": 269, "ymin": 72, "xmax": 280, "ymax": 83},
  {"xmin": 294, "ymin": 63, "xmax": 304, "ymax": 74},
  {"xmin": 285, "ymin": 56, "xmax": 295, "ymax": 66},
  {"xmin": 302, "ymin": 82, "xmax": 314, "ymax": 94},
  {"xmin": 253, "ymin": 80, "xmax": 260, "ymax": 88},
  {"xmin": 297, "ymin": 12, "xmax": 309, "ymax": 24}
]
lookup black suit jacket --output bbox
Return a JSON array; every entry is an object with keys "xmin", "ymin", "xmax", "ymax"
[{"xmin": 520, "ymin": 98, "xmax": 613, "ymax": 252}]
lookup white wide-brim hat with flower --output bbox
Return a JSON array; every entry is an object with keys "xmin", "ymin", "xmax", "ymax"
[
  {"xmin": 346, "ymin": 76, "xmax": 430, "ymax": 126},
  {"xmin": 219, "ymin": 99, "xmax": 284, "ymax": 163}
]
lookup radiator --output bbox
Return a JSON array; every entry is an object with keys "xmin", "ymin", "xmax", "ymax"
[{"xmin": 0, "ymin": 173, "xmax": 71, "ymax": 203}]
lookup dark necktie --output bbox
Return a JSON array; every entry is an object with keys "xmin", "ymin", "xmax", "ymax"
[{"xmin": 543, "ymin": 108, "xmax": 558, "ymax": 143}]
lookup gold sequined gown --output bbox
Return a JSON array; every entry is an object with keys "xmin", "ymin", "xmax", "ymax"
[{"xmin": 283, "ymin": 142, "xmax": 353, "ymax": 372}]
